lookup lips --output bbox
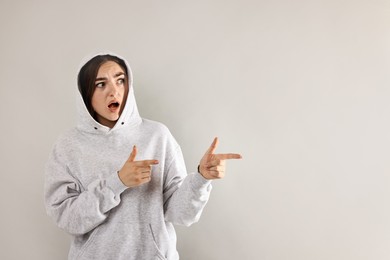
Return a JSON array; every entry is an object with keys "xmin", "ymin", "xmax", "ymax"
[{"xmin": 108, "ymin": 100, "xmax": 120, "ymax": 111}]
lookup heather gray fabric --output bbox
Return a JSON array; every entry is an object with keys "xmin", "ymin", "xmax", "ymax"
[{"xmin": 44, "ymin": 53, "xmax": 212, "ymax": 260}]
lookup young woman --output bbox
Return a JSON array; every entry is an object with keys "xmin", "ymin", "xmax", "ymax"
[{"xmin": 44, "ymin": 53, "xmax": 241, "ymax": 260}]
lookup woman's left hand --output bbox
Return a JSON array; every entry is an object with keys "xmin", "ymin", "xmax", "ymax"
[{"xmin": 198, "ymin": 137, "xmax": 242, "ymax": 180}]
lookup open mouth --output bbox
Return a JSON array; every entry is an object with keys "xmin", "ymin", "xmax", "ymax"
[{"xmin": 108, "ymin": 101, "xmax": 120, "ymax": 109}]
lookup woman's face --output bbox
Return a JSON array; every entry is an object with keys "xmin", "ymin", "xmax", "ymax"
[{"xmin": 91, "ymin": 61, "xmax": 127, "ymax": 128}]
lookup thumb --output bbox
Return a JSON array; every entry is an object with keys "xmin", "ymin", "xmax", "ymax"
[
  {"xmin": 204, "ymin": 137, "xmax": 219, "ymax": 156},
  {"xmin": 128, "ymin": 145, "xmax": 137, "ymax": 162}
]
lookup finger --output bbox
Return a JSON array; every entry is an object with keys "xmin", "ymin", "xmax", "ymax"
[
  {"xmin": 208, "ymin": 165, "xmax": 225, "ymax": 172},
  {"xmin": 140, "ymin": 170, "xmax": 151, "ymax": 178},
  {"xmin": 133, "ymin": 159, "xmax": 159, "ymax": 166},
  {"xmin": 128, "ymin": 145, "xmax": 137, "ymax": 162},
  {"xmin": 136, "ymin": 167, "xmax": 150, "ymax": 174},
  {"xmin": 139, "ymin": 165, "xmax": 152, "ymax": 174},
  {"xmin": 140, "ymin": 168, "xmax": 152, "ymax": 180},
  {"xmin": 214, "ymin": 153, "xmax": 242, "ymax": 160},
  {"xmin": 206, "ymin": 159, "xmax": 223, "ymax": 167},
  {"xmin": 205, "ymin": 137, "xmax": 219, "ymax": 155}
]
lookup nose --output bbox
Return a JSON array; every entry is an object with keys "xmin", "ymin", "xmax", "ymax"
[{"xmin": 107, "ymin": 81, "xmax": 120, "ymax": 97}]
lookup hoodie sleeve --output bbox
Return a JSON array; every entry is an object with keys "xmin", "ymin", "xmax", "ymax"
[
  {"xmin": 163, "ymin": 145, "xmax": 212, "ymax": 226},
  {"xmin": 44, "ymin": 142, "xmax": 128, "ymax": 236}
]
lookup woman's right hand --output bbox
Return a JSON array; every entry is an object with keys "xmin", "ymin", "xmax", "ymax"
[{"xmin": 118, "ymin": 146, "xmax": 159, "ymax": 187}]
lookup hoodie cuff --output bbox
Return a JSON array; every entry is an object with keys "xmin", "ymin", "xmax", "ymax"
[
  {"xmin": 191, "ymin": 172, "xmax": 212, "ymax": 191},
  {"xmin": 106, "ymin": 171, "xmax": 128, "ymax": 195}
]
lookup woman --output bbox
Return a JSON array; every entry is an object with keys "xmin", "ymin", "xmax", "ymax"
[{"xmin": 44, "ymin": 53, "xmax": 241, "ymax": 260}]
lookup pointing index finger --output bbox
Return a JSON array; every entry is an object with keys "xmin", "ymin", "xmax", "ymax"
[
  {"xmin": 214, "ymin": 153, "xmax": 242, "ymax": 160},
  {"xmin": 133, "ymin": 160, "xmax": 159, "ymax": 166}
]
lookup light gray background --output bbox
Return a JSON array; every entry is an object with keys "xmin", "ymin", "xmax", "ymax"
[{"xmin": 1, "ymin": 0, "xmax": 390, "ymax": 259}]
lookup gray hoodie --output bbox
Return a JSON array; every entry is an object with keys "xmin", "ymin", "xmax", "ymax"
[{"xmin": 44, "ymin": 53, "xmax": 212, "ymax": 260}]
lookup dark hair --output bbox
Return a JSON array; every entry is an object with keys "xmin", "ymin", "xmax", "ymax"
[{"xmin": 78, "ymin": 54, "xmax": 128, "ymax": 119}]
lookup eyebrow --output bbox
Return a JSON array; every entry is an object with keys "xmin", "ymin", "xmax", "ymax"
[{"xmin": 95, "ymin": 72, "xmax": 125, "ymax": 82}]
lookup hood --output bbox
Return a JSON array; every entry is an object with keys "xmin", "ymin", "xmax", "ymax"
[{"xmin": 76, "ymin": 52, "xmax": 142, "ymax": 134}]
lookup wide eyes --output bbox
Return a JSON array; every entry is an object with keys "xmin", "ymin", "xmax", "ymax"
[
  {"xmin": 117, "ymin": 78, "xmax": 125, "ymax": 85},
  {"xmin": 95, "ymin": 77, "xmax": 125, "ymax": 88},
  {"xmin": 95, "ymin": 82, "xmax": 105, "ymax": 88}
]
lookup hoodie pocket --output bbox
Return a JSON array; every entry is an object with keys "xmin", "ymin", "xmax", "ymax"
[
  {"xmin": 76, "ymin": 222, "xmax": 168, "ymax": 260},
  {"xmin": 148, "ymin": 224, "xmax": 168, "ymax": 260}
]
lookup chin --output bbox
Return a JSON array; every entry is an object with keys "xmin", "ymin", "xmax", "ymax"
[{"xmin": 108, "ymin": 114, "xmax": 120, "ymax": 120}]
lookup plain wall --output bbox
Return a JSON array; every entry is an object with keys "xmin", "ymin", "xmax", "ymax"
[{"xmin": 1, "ymin": 0, "xmax": 390, "ymax": 259}]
